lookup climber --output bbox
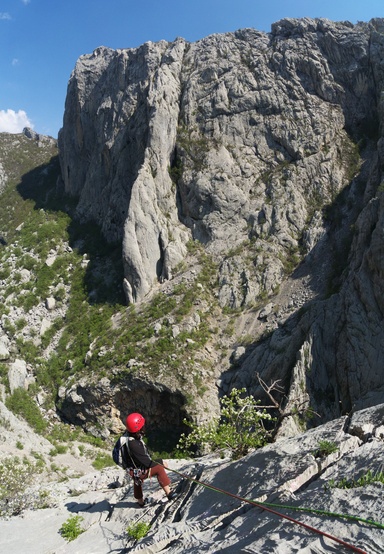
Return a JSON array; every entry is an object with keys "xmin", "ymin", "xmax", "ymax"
[{"xmin": 124, "ymin": 412, "xmax": 177, "ymax": 507}]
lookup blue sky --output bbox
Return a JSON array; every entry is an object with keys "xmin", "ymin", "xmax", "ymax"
[{"xmin": 0, "ymin": 0, "xmax": 383, "ymax": 137}]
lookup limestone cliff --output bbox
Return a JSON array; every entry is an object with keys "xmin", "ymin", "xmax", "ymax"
[
  {"xmin": 59, "ymin": 18, "xmax": 384, "ymax": 305},
  {"xmin": 2, "ymin": 19, "xmax": 384, "ymax": 551},
  {"xmin": 58, "ymin": 18, "xmax": 384, "ymax": 432}
]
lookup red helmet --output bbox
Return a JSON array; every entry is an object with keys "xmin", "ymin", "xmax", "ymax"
[{"xmin": 126, "ymin": 412, "xmax": 145, "ymax": 433}]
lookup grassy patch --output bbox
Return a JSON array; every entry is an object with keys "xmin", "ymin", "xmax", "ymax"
[
  {"xmin": 127, "ymin": 521, "xmax": 151, "ymax": 540},
  {"xmin": 59, "ymin": 515, "xmax": 85, "ymax": 542},
  {"xmin": 314, "ymin": 439, "xmax": 338, "ymax": 458},
  {"xmin": 327, "ymin": 469, "xmax": 384, "ymax": 490},
  {"xmin": 92, "ymin": 452, "xmax": 115, "ymax": 470},
  {"xmin": 5, "ymin": 388, "xmax": 47, "ymax": 434}
]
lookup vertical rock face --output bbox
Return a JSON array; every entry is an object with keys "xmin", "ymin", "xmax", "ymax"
[
  {"xmin": 58, "ymin": 18, "xmax": 384, "ymax": 430},
  {"xmin": 59, "ymin": 18, "xmax": 383, "ymax": 307},
  {"xmin": 59, "ymin": 40, "xmax": 190, "ymax": 302}
]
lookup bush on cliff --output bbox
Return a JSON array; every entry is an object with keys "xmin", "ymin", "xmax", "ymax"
[{"xmin": 177, "ymin": 388, "xmax": 275, "ymax": 459}]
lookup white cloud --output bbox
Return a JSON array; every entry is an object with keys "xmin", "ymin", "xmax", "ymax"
[
  {"xmin": 0, "ymin": 109, "xmax": 33, "ymax": 133},
  {"xmin": 12, "ymin": 58, "xmax": 19, "ymax": 66},
  {"xmin": 21, "ymin": 0, "xmax": 31, "ymax": 5},
  {"xmin": 0, "ymin": 13, "xmax": 11, "ymax": 20}
]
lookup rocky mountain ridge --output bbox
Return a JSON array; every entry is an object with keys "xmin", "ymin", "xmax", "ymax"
[
  {"xmin": 1, "ymin": 15, "xmax": 384, "ymax": 553},
  {"xmin": 59, "ymin": 17, "xmax": 382, "ymax": 305},
  {"xmin": 1, "ymin": 18, "xmax": 384, "ymax": 444},
  {"xmin": 57, "ymin": 17, "xmax": 384, "ymax": 435}
]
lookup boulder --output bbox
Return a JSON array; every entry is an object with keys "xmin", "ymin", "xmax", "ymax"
[{"xmin": 8, "ymin": 359, "xmax": 28, "ymax": 393}]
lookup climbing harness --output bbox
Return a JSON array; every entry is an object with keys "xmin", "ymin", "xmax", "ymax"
[
  {"xmin": 161, "ymin": 463, "xmax": 379, "ymax": 554},
  {"xmin": 125, "ymin": 438, "xmax": 149, "ymax": 486}
]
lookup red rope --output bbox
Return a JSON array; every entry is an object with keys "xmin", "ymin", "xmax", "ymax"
[{"xmin": 164, "ymin": 464, "xmax": 368, "ymax": 554}]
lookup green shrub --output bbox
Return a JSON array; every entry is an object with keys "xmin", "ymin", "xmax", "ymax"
[
  {"xmin": 5, "ymin": 388, "xmax": 47, "ymax": 434},
  {"xmin": 18, "ymin": 254, "xmax": 37, "ymax": 271},
  {"xmin": 47, "ymin": 422, "xmax": 80, "ymax": 443},
  {"xmin": 0, "ymin": 456, "xmax": 44, "ymax": 516},
  {"xmin": 59, "ymin": 515, "xmax": 85, "ymax": 542},
  {"xmin": 168, "ymin": 158, "xmax": 183, "ymax": 183},
  {"xmin": 177, "ymin": 388, "xmax": 275, "ymax": 459},
  {"xmin": 314, "ymin": 439, "xmax": 338, "ymax": 458},
  {"xmin": 92, "ymin": 452, "xmax": 115, "ymax": 470},
  {"xmin": 40, "ymin": 317, "xmax": 64, "ymax": 349},
  {"xmin": 0, "ymin": 362, "xmax": 8, "ymax": 383},
  {"xmin": 15, "ymin": 317, "xmax": 27, "ymax": 331},
  {"xmin": 34, "ymin": 264, "xmax": 58, "ymax": 298},
  {"xmin": 15, "ymin": 339, "xmax": 41, "ymax": 365},
  {"xmin": 126, "ymin": 521, "xmax": 151, "ymax": 540},
  {"xmin": 0, "ymin": 266, "xmax": 11, "ymax": 280},
  {"xmin": 186, "ymin": 239, "xmax": 202, "ymax": 255},
  {"xmin": 54, "ymin": 285, "xmax": 66, "ymax": 301},
  {"xmin": 50, "ymin": 444, "xmax": 68, "ymax": 456},
  {"xmin": 19, "ymin": 291, "xmax": 38, "ymax": 312},
  {"xmin": 2, "ymin": 318, "xmax": 15, "ymax": 335}
]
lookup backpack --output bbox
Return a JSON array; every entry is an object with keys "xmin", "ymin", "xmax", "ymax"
[{"xmin": 112, "ymin": 435, "xmax": 132, "ymax": 469}]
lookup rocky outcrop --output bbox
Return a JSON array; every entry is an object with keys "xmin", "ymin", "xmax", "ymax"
[
  {"xmin": 22, "ymin": 127, "xmax": 57, "ymax": 148},
  {"xmin": 228, "ymin": 157, "xmax": 384, "ymax": 428},
  {"xmin": 0, "ymin": 161, "xmax": 6, "ymax": 194},
  {"xmin": 57, "ymin": 374, "xmax": 189, "ymax": 439},
  {"xmin": 59, "ymin": 41, "xmax": 190, "ymax": 303},
  {"xmin": 1, "ymin": 403, "xmax": 383, "ymax": 553}
]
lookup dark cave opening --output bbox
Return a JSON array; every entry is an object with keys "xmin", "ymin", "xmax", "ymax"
[{"xmin": 115, "ymin": 384, "xmax": 190, "ymax": 454}]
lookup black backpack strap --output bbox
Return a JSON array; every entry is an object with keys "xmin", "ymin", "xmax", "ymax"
[{"xmin": 125, "ymin": 438, "xmax": 138, "ymax": 469}]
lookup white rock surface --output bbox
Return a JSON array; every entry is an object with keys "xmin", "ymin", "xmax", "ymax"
[{"xmin": 1, "ymin": 405, "xmax": 383, "ymax": 553}]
